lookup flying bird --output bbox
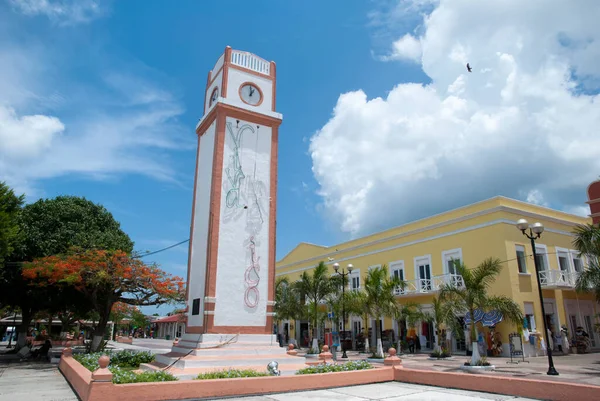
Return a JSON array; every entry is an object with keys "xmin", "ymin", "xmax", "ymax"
[{"xmin": 466, "ymin": 63, "xmax": 472, "ymax": 73}]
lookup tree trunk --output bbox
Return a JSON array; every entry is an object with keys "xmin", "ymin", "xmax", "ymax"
[
  {"xmin": 376, "ymin": 318, "xmax": 383, "ymax": 357},
  {"xmin": 91, "ymin": 317, "xmax": 107, "ymax": 352},
  {"xmin": 470, "ymin": 317, "xmax": 480, "ymax": 365},
  {"xmin": 16, "ymin": 307, "xmax": 32, "ymax": 348},
  {"xmin": 91, "ymin": 303, "xmax": 112, "ymax": 352}
]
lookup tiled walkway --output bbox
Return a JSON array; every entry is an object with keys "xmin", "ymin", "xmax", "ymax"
[{"xmin": 201, "ymin": 382, "xmax": 539, "ymax": 401}]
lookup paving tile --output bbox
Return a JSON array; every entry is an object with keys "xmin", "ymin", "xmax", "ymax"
[
  {"xmin": 329, "ymin": 383, "xmax": 424, "ymax": 399},
  {"xmin": 435, "ymin": 388, "xmax": 518, "ymax": 400},
  {"xmin": 208, "ymin": 397, "xmax": 277, "ymax": 401},
  {"xmin": 267, "ymin": 389, "xmax": 369, "ymax": 401},
  {"xmin": 383, "ymin": 390, "xmax": 502, "ymax": 401}
]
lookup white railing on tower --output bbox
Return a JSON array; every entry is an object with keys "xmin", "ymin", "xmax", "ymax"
[{"xmin": 230, "ymin": 50, "xmax": 270, "ymax": 75}]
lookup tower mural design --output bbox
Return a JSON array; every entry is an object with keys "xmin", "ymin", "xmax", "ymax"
[{"xmin": 184, "ymin": 46, "xmax": 282, "ymax": 336}]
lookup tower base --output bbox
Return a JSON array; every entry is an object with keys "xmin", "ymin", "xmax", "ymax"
[{"xmin": 140, "ymin": 333, "xmax": 306, "ymax": 379}]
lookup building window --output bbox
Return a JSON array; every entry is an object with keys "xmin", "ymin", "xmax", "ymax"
[
  {"xmin": 390, "ymin": 261, "xmax": 405, "ymax": 294},
  {"xmin": 557, "ymin": 249, "xmax": 570, "ymax": 272},
  {"xmin": 192, "ymin": 298, "xmax": 200, "ymax": 315},
  {"xmin": 368, "ymin": 264, "xmax": 382, "ymax": 271},
  {"xmin": 414, "ymin": 255, "xmax": 432, "ymax": 291},
  {"xmin": 351, "ymin": 275, "xmax": 360, "ymax": 290},
  {"xmin": 525, "ymin": 314, "xmax": 536, "ymax": 331},
  {"xmin": 442, "ymin": 249, "xmax": 462, "ymax": 275},
  {"xmin": 535, "ymin": 245, "xmax": 548, "ymax": 271},
  {"xmin": 516, "ymin": 245, "xmax": 527, "ymax": 273},
  {"xmin": 572, "ymin": 255, "xmax": 584, "ymax": 273}
]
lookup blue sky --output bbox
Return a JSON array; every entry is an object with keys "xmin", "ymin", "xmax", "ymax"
[{"xmin": 2, "ymin": 1, "xmax": 599, "ymax": 315}]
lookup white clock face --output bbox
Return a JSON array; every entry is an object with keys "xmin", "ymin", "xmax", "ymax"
[
  {"xmin": 240, "ymin": 83, "xmax": 262, "ymax": 106},
  {"xmin": 210, "ymin": 87, "xmax": 219, "ymax": 106}
]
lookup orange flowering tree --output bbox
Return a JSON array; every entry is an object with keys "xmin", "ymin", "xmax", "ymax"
[
  {"xmin": 110, "ymin": 302, "xmax": 138, "ymax": 340},
  {"xmin": 23, "ymin": 248, "xmax": 185, "ymax": 351}
]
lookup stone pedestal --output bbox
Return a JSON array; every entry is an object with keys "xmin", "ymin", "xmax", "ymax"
[
  {"xmin": 142, "ymin": 333, "xmax": 306, "ymax": 379},
  {"xmin": 384, "ymin": 348, "xmax": 402, "ymax": 366}
]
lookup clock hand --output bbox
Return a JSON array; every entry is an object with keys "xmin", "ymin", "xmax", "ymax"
[{"xmin": 249, "ymin": 87, "xmax": 254, "ymax": 97}]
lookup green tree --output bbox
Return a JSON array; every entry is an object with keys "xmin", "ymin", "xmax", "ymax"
[
  {"xmin": 0, "ymin": 182, "xmax": 24, "ymax": 268},
  {"xmin": 391, "ymin": 301, "xmax": 425, "ymax": 354},
  {"xmin": 573, "ymin": 224, "xmax": 600, "ymax": 301},
  {"xmin": 439, "ymin": 258, "xmax": 523, "ymax": 365},
  {"xmin": 362, "ymin": 265, "xmax": 400, "ymax": 357},
  {"xmin": 130, "ymin": 308, "xmax": 150, "ymax": 334},
  {"xmin": 1, "ymin": 196, "xmax": 134, "ymax": 347},
  {"xmin": 293, "ymin": 261, "xmax": 336, "ymax": 352},
  {"xmin": 323, "ymin": 274, "xmax": 350, "ymax": 343},
  {"xmin": 274, "ymin": 277, "xmax": 303, "ymax": 335},
  {"xmin": 424, "ymin": 297, "xmax": 462, "ymax": 354}
]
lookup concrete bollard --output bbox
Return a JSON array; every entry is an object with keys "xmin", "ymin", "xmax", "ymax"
[
  {"xmin": 318, "ymin": 345, "xmax": 333, "ymax": 362},
  {"xmin": 384, "ymin": 347, "xmax": 402, "ymax": 366},
  {"xmin": 62, "ymin": 347, "xmax": 73, "ymax": 358},
  {"xmin": 91, "ymin": 355, "xmax": 113, "ymax": 382}
]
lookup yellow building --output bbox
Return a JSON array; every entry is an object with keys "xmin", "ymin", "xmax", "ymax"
[{"xmin": 276, "ymin": 196, "xmax": 598, "ymax": 356}]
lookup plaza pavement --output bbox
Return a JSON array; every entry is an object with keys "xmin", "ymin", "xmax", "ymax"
[
  {"xmin": 2, "ymin": 339, "xmax": 599, "ymax": 400},
  {"xmin": 198, "ymin": 382, "xmax": 540, "ymax": 401},
  {"xmin": 0, "ymin": 348, "xmax": 77, "ymax": 401}
]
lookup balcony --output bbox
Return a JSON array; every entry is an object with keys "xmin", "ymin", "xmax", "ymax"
[
  {"xmin": 538, "ymin": 270, "xmax": 580, "ymax": 288},
  {"xmin": 394, "ymin": 273, "xmax": 464, "ymax": 296}
]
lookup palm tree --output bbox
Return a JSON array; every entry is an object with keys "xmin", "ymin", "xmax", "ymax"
[
  {"xmin": 391, "ymin": 301, "xmax": 424, "ymax": 354},
  {"xmin": 439, "ymin": 258, "xmax": 523, "ymax": 365},
  {"xmin": 573, "ymin": 224, "xmax": 600, "ymax": 301},
  {"xmin": 345, "ymin": 289, "xmax": 370, "ymax": 352},
  {"xmin": 424, "ymin": 297, "xmax": 462, "ymax": 354},
  {"xmin": 293, "ymin": 261, "xmax": 336, "ymax": 352},
  {"xmin": 274, "ymin": 277, "xmax": 302, "ymax": 343},
  {"xmin": 362, "ymin": 265, "xmax": 400, "ymax": 357},
  {"xmin": 324, "ymin": 274, "xmax": 349, "ymax": 344}
]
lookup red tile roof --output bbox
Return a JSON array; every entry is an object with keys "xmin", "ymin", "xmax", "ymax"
[{"xmin": 155, "ymin": 314, "xmax": 187, "ymax": 323}]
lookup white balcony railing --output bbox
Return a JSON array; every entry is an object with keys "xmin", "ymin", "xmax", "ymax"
[
  {"xmin": 538, "ymin": 270, "xmax": 581, "ymax": 288},
  {"xmin": 231, "ymin": 50, "xmax": 270, "ymax": 75},
  {"xmin": 394, "ymin": 273, "xmax": 464, "ymax": 296}
]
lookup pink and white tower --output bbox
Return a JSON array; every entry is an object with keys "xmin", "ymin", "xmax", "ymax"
[
  {"xmin": 183, "ymin": 46, "xmax": 281, "ymax": 339},
  {"xmin": 148, "ymin": 47, "xmax": 303, "ymax": 376}
]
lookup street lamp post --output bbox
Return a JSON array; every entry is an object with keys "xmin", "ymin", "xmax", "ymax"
[
  {"xmin": 333, "ymin": 262, "xmax": 353, "ymax": 359},
  {"xmin": 516, "ymin": 218, "xmax": 559, "ymax": 376}
]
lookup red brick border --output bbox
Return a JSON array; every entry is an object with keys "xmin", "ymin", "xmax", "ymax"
[
  {"xmin": 59, "ymin": 352, "xmax": 600, "ymax": 401},
  {"xmin": 394, "ymin": 367, "xmax": 599, "ymax": 401}
]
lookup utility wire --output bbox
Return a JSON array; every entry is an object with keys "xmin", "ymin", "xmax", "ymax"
[{"xmin": 136, "ymin": 239, "xmax": 190, "ymax": 259}]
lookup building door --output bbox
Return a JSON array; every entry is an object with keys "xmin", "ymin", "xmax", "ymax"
[
  {"xmin": 584, "ymin": 315, "xmax": 597, "ymax": 348},
  {"xmin": 418, "ymin": 263, "xmax": 432, "ymax": 291}
]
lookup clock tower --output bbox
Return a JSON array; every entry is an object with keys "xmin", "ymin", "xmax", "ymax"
[
  {"xmin": 183, "ymin": 46, "xmax": 281, "ymax": 344},
  {"xmin": 147, "ymin": 48, "xmax": 304, "ymax": 375}
]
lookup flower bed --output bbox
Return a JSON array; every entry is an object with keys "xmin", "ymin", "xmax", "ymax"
[
  {"xmin": 296, "ymin": 360, "xmax": 373, "ymax": 375},
  {"xmin": 195, "ymin": 369, "xmax": 268, "ymax": 380},
  {"xmin": 74, "ymin": 350, "xmax": 177, "ymax": 384}
]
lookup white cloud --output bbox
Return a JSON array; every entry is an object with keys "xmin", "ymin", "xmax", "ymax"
[
  {"xmin": 380, "ymin": 34, "xmax": 422, "ymax": 62},
  {"xmin": 9, "ymin": 0, "xmax": 106, "ymax": 25},
  {"xmin": 0, "ymin": 27, "xmax": 190, "ymax": 196},
  {"xmin": 310, "ymin": 0, "xmax": 600, "ymax": 236},
  {"xmin": 0, "ymin": 106, "xmax": 64, "ymax": 158}
]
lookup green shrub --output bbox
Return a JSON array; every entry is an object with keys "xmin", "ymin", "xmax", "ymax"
[
  {"xmin": 195, "ymin": 369, "xmax": 268, "ymax": 380},
  {"xmin": 109, "ymin": 350, "xmax": 155, "ymax": 368},
  {"xmin": 73, "ymin": 350, "xmax": 155, "ymax": 371},
  {"xmin": 111, "ymin": 368, "xmax": 177, "ymax": 384},
  {"xmin": 296, "ymin": 360, "xmax": 373, "ymax": 375},
  {"xmin": 430, "ymin": 349, "xmax": 451, "ymax": 358}
]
